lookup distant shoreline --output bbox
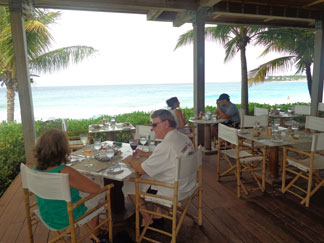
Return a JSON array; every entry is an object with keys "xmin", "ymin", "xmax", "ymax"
[{"xmin": 0, "ymin": 79, "xmax": 308, "ymax": 89}]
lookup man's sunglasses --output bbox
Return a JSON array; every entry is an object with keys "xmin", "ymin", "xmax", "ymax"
[{"xmin": 151, "ymin": 121, "xmax": 164, "ymax": 127}]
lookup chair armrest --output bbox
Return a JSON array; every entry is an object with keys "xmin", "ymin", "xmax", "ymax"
[
  {"xmin": 134, "ymin": 178, "xmax": 174, "ymax": 189},
  {"xmin": 283, "ymin": 146, "xmax": 311, "ymax": 157},
  {"xmin": 72, "ymin": 184, "xmax": 114, "ymax": 209}
]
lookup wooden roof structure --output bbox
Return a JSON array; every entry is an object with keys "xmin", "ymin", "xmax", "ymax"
[
  {"xmin": 0, "ymin": 0, "xmax": 323, "ymax": 163},
  {"xmin": 2, "ymin": 0, "xmax": 324, "ymax": 28}
]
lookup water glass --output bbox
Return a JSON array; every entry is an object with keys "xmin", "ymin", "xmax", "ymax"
[
  {"xmin": 139, "ymin": 135, "xmax": 147, "ymax": 150},
  {"xmin": 148, "ymin": 141, "xmax": 156, "ymax": 152},
  {"xmin": 94, "ymin": 138, "xmax": 102, "ymax": 155},
  {"xmin": 106, "ymin": 148, "xmax": 114, "ymax": 160},
  {"xmin": 110, "ymin": 117, "xmax": 116, "ymax": 129},
  {"xmin": 80, "ymin": 134, "xmax": 88, "ymax": 146}
]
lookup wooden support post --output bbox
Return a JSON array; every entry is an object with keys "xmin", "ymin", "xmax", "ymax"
[
  {"xmin": 311, "ymin": 20, "xmax": 324, "ymax": 116},
  {"xmin": 9, "ymin": 2, "xmax": 36, "ymax": 164},
  {"xmin": 193, "ymin": 9, "xmax": 206, "ymax": 146}
]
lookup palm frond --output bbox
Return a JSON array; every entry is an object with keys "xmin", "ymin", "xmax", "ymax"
[
  {"xmin": 33, "ymin": 9, "xmax": 61, "ymax": 25},
  {"xmin": 29, "ymin": 46, "xmax": 98, "ymax": 74},
  {"xmin": 224, "ymin": 38, "xmax": 238, "ymax": 62},
  {"xmin": 248, "ymin": 56, "xmax": 295, "ymax": 85},
  {"xmin": 174, "ymin": 30, "xmax": 194, "ymax": 50}
]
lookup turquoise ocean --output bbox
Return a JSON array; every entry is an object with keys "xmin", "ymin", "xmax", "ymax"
[{"xmin": 0, "ymin": 81, "xmax": 313, "ymax": 122}]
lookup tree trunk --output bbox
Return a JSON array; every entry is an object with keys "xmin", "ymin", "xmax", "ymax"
[
  {"xmin": 240, "ymin": 46, "xmax": 249, "ymax": 115},
  {"xmin": 305, "ymin": 64, "xmax": 312, "ymax": 97},
  {"xmin": 6, "ymin": 85, "xmax": 15, "ymax": 122}
]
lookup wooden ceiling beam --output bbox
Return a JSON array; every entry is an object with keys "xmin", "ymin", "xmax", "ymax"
[
  {"xmin": 207, "ymin": 18, "xmax": 315, "ymax": 28},
  {"xmin": 304, "ymin": 0, "xmax": 324, "ymax": 7},
  {"xmin": 211, "ymin": 11, "xmax": 315, "ymax": 25},
  {"xmin": 30, "ymin": 0, "xmax": 198, "ymax": 13},
  {"xmin": 147, "ymin": 9, "xmax": 164, "ymax": 20},
  {"xmin": 200, "ymin": 0, "xmax": 222, "ymax": 8},
  {"xmin": 211, "ymin": 2, "xmax": 323, "ymax": 21},
  {"xmin": 173, "ymin": 10, "xmax": 194, "ymax": 27}
]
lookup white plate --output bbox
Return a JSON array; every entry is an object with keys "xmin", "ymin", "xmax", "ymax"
[{"xmin": 106, "ymin": 165, "xmax": 124, "ymax": 174}]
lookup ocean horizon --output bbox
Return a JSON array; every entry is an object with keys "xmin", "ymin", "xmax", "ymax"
[{"xmin": 0, "ymin": 81, "xmax": 313, "ymax": 122}]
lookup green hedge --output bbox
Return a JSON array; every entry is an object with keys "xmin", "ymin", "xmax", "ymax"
[{"xmin": 0, "ymin": 103, "xmax": 314, "ymax": 197}]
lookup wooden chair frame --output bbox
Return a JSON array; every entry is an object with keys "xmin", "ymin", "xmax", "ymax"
[
  {"xmin": 134, "ymin": 148, "xmax": 202, "ymax": 243},
  {"xmin": 281, "ymin": 133, "xmax": 324, "ymax": 207},
  {"xmin": 21, "ymin": 164, "xmax": 114, "ymax": 243},
  {"xmin": 217, "ymin": 124, "xmax": 266, "ymax": 198},
  {"xmin": 62, "ymin": 120, "xmax": 92, "ymax": 151}
]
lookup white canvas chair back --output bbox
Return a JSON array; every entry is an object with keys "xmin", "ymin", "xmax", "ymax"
[
  {"xmin": 134, "ymin": 125, "xmax": 153, "ymax": 139},
  {"xmin": 218, "ymin": 123, "xmax": 239, "ymax": 146},
  {"xmin": 293, "ymin": 105, "xmax": 311, "ymax": 115},
  {"xmin": 136, "ymin": 146, "xmax": 203, "ymax": 242},
  {"xmin": 305, "ymin": 116, "xmax": 324, "ymax": 132},
  {"xmin": 241, "ymin": 115, "xmax": 268, "ymax": 128},
  {"xmin": 318, "ymin": 102, "xmax": 324, "ymax": 112},
  {"xmin": 254, "ymin": 107, "xmax": 268, "ymax": 116},
  {"xmin": 21, "ymin": 163, "xmax": 71, "ymax": 202},
  {"xmin": 311, "ymin": 133, "xmax": 324, "ymax": 152},
  {"xmin": 176, "ymin": 148, "xmax": 201, "ymax": 181},
  {"xmin": 62, "ymin": 119, "xmax": 68, "ymax": 132}
]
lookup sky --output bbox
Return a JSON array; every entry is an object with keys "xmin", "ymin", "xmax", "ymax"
[{"xmin": 32, "ymin": 10, "xmax": 288, "ymax": 87}]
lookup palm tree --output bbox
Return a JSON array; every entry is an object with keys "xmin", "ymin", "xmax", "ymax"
[
  {"xmin": 248, "ymin": 28, "xmax": 315, "ymax": 96},
  {"xmin": 0, "ymin": 8, "xmax": 97, "ymax": 122},
  {"xmin": 175, "ymin": 25, "xmax": 266, "ymax": 113}
]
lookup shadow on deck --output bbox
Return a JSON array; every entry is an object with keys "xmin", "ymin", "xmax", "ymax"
[{"xmin": 1, "ymin": 153, "xmax": 324, "ymax": 242}]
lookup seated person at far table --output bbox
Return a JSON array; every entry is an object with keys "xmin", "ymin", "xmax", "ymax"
[
  {"xmin": 166, "ymin": 96, "xmax": 186, "ymax": 128},
  {"xmin": 212, "ymin": 93, "xmax": 240, "ymax": 140},
  {"xmin": 215, "ymin": 93, "xmax": 240, "ymax": 128},
  {"xmin": 122, "ymin": 109, "xmax": 195, "ymax": 228}
]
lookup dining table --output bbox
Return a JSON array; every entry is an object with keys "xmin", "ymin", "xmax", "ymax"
[
  {"xmin": 238, "ymin": 127, "xmax": 313, "ymax": 184},
  {"xmin": 189, "ymin": 117, "xmax": 226, "ymax": 151},
  {"xmin": 269, "ymin": 111, "xmax": 303, "ymax": 126},
  {"xmin": 88, "ymin": 122, "xmax": 135, "ymax": 141},
  {"xmin": 70, "ymin": 141, "xmax": 138, "ymax": 214}
]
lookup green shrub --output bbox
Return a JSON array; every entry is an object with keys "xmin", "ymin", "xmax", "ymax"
[{"xmin": 0, "ymin": 122, "xmax": 25, "ymax": 197}]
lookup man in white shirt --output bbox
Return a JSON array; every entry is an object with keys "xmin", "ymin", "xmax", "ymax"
[{"xmin": 122, "ymin": 109, "xmax": 195, "ymax": 227}]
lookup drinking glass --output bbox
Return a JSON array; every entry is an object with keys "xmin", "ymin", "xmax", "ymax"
[
  {"xmin": 106, "ymin": 148, "xmax": 114, "ymax": 160},
  {"xmin": 80, "ymin": 134, "xmax": 88, "ymax": 146},
  {"xmin": 83, "ymin": 147, "xmax": 93, "ymax": 167},
  {"xmin": 94, "ymin": 138, "xmax": 102, "ymax": 155},
  {"xmin": 139, "ymin": 135, "xmax": 147, "ymax": 150},
  {"xmin": 106, "ymin": 148, "xmax": 117, "ymax": 170},
  {"xmin": 129, "ymin": 139, "xmax": 138, "ymax": 155},
  {"xmin": 110, "ymin": 117, "xmax": 116, "ymax": 129},
  {"xmin": 292, "ymin": 124, "xmax": 299, "ymax": 134},
  {"xmin": 253, "ymin": 121, "xmax": 260, "ymax": 131}
]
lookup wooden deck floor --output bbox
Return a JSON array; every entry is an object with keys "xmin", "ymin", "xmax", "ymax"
[{"xmin": 1, "ymin": 154, "xmax": 324, "ymax": 243}]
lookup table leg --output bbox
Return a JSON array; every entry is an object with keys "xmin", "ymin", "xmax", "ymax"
[
  {"xmin": 107, "ymin": 132, "xmax": 116, "ymax": 141},
  {"xmin": 268, "ymin": 147, "xmax": 279, "ymax": 178},
  {"xmin": 204, "ymin": 124, "xmax": 211, "ymax": 150},
  {"xmin": 104, "ymin": 178, "xmax": 125, "ymax": 213}
]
